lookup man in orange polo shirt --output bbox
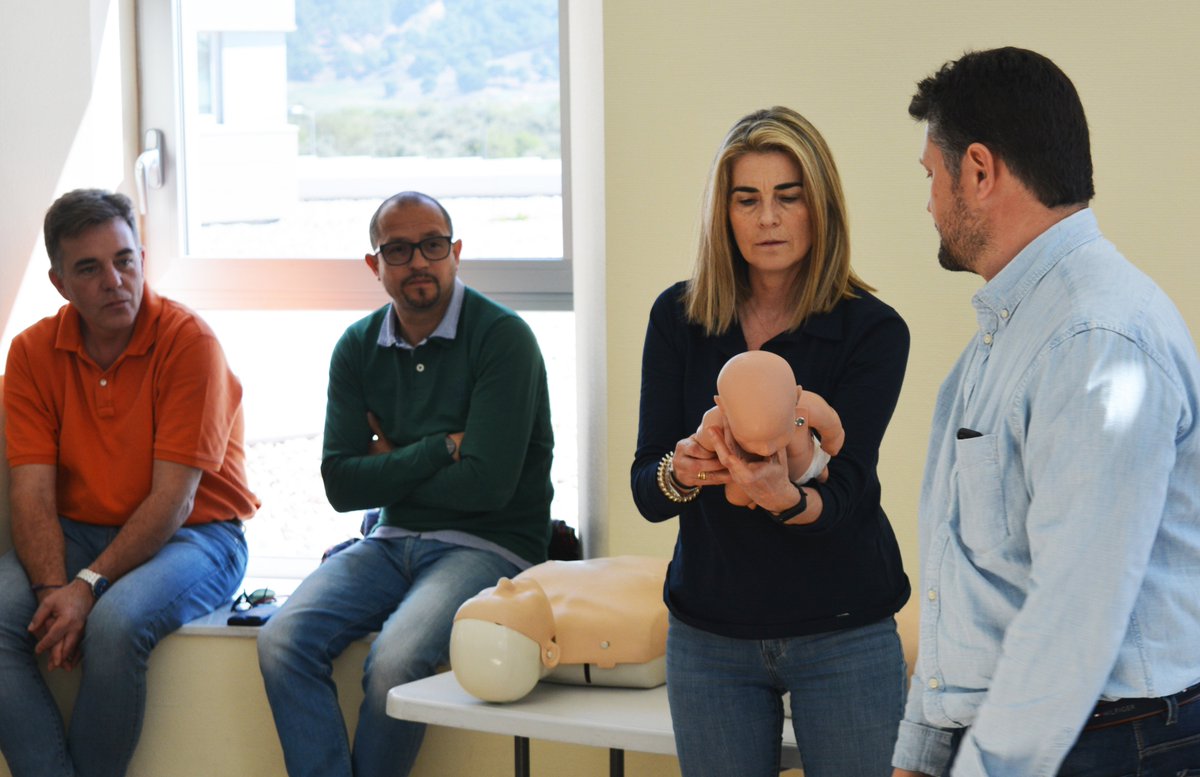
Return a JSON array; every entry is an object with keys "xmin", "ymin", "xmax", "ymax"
[{"xmin": 0, "ymin": 189, "xmax": 258, "ymax": 777}]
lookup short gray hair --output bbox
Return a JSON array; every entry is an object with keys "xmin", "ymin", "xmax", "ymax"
[{"xmin": 44, "ymin": 189, "xmax": 140, "ymax": 272}]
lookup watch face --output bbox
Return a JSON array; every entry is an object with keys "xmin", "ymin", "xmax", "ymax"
[{"xmin": 92, "ymin": 577, "xmax": 111, "ymax": 598}]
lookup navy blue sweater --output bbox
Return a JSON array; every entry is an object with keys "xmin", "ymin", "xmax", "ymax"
[{"xmin": 631, "ymin": 282, "xmax": 911, "ymax": 639}]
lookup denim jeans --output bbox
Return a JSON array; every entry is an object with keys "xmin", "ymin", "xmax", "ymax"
[
  {"xmin": 256, "ymin": 535, "xmax": 520, "ymax": 777},
  {"xmin": 0, "ymin": 517, "xmax": 247, "ymax": 777},
  {"xmin": 666, "ymin": 614, "xmax": 906, "ymax": 777},
  {"xmin": 948, "ymin": 694, "xmax": 1200, "ymax": 776}
]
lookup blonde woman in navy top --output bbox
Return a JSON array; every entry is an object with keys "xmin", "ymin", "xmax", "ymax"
[{"xmin": 631, "ymin": 106, "xmax": 910, "ymax": 777}]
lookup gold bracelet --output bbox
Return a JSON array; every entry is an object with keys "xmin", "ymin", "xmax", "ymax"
[{"xmin": 656, "ymin": 452, "xmax": 700, "ymax": 503}]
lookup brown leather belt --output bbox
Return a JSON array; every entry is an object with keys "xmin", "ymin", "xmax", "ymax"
[{"xmin": 1084, "ymin": 683, "xmax": 1200, "ymax": 732}]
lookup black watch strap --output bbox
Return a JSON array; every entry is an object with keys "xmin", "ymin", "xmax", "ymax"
[{"xmin": 767, "ymin": 484, "xmax": 807, "ymax": 525}]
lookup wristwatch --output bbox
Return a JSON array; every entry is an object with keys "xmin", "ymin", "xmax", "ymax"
[
  {"xmin": 445, "ymin": 435, "xmax": 458, "ymax": 457},
  {"xmin": 75, "ymin": 568, "xmax": 110, "ymax": 599},
  {"xmin": 766, "ymin": 484, "xmax": 807, "ymax": 525}
]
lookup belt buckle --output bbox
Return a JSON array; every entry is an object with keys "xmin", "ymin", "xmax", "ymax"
[{"xmin": 1086, "ymin": 682, "xmax": 1200, "ymax": 732}]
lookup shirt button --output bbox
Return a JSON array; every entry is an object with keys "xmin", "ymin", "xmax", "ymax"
[
  {"xmin": 927, "ymin": 589, "xmax": 937, "ymax": 602},
  {"xmin": 415, "ymin": 363, "xmax": 425, "ymax": 373},
  {"xmin": 99, "ymin": 378, "xmax": 108, "ymax": 387},
  {"xmin": 982, "ymin": 333, "xmax": 994, "ymax": 345},
  {"xmin": 1000, "ymin": 309, "xmax": 1010, "ymax": 319},
  {"xmin": 929, "ymin": 678, "xmax": 940, "ymax": 689}
]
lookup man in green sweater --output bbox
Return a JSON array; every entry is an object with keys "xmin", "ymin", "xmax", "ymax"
[{"xmin": 257, "ymin": 191, "xmax": 554, "ymax": 777}]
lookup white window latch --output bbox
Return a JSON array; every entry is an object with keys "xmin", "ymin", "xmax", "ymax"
[{"xmin": 135, "ymin": 128, "xmax": 164, "ymax": 214}]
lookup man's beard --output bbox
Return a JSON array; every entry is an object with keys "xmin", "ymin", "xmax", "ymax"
[
  {"xmin": 401, "ymin": 274, "xmax": 442, "ymax": 309},
  {"xmin": 937, "ymin": 190, "xmax": 989, "ymax": 274},
  {"xmin": 938, "ymin": 242, "xmax": 974, "ymax": 273}
]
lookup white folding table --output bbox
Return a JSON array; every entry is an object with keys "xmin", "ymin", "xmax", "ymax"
[{"xmin": 386, "ymin": 672, "xmax": 802, "ymax": 776}]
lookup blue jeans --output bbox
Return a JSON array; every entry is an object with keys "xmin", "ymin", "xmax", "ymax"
[
  {"xmin": 256, "ymin": 535, "xmax": 520, "ymax": 777},
  {"xmin": 666, "ymin": 614, "xmax": 907, "ymax": 777},
  {"xmin": 948, "ymin": 695, "xmax": 1200, "ymax": 776},
  {"xmin": 0, "ymin": 517, "xmax": 247, "ymax": 777}
]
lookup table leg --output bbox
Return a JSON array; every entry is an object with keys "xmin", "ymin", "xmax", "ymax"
[
  {"xmin": 512, "ymin": 737, "xmax": 624, "ymax": 777},
  {"xmin": 514, "ymin": 736, "xmax": 530, "ymax": 777},
  {"xmin": 610, "ymin": 747, "xmax": 624, "ymax": 777}
]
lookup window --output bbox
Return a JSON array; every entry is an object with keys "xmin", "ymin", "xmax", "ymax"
[
  {"xmin": 137, "ymin": 0, "xmax": 581, "ymax": 583},
  {"xmin": 137, "ymin": 0, "xmax": 570, "ymax": 311}
]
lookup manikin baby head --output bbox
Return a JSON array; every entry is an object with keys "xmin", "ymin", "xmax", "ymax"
[
  {"xmin": 451, "ymin": 577, "xmax": 559, "ymax": 702},
  {"xmin": 715, "ymin": 350, "xmax": 799, "ymax": 457}
]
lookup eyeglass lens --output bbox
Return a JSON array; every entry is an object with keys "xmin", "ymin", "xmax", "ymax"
[{"xmin": 378, "ymin": 237, "xmax": 452, "ymax": 266}]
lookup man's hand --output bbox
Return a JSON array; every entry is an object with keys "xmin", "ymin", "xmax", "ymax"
[
  {"xmin": 29, "ymin": 581, "xmax": 94, "ymax": 671},
  {"xmin": 367, "ymin": 412, "xmax": 464, "ymax": 462},
  {"xmin": 447, "ymin": 431, "xmax": 464, "ymax": 462},
  {"xmin": 366, "ymin": 412, "xmax": 395, "ymax": 455}
]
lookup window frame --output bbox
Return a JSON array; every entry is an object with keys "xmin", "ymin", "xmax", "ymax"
[
  {"xmin": 135, "ymin": 0, "xmax": 573, "ymax": 313},
  {"xmin": 133, "ymin": 0, "xmax": 591, "ymax": 579}
]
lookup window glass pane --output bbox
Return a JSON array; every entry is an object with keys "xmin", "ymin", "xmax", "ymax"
[
  {"xmin": 196, "ymin": 32, "xmax": 218, "ymax": 118},
  {"xmin": 202, "ymin": 308, "xmax": 577, "ymax": 579},
  {"xmin": 180, "ymin": 0, "xmax": 562, "ymax": 261}
]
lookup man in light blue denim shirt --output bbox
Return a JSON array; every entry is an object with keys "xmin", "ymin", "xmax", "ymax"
[{"xmin": 893, "ymin": 48, "xmax": 1200, "ymax": 776}]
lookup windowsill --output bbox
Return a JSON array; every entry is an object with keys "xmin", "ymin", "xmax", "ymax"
[
  {"xmin": 177, "ymin": 607, "xmax": 267, "ymax": 638},
  {"xmin": 177, "ymin": 605, "xmax": 377, "ymax": 643}
]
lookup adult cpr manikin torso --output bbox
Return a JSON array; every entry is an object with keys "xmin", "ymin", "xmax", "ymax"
[{"xmin": 450, "ymin": 556, "xmax": 669, "ymax": 702}]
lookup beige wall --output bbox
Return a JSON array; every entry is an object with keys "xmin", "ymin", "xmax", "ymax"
[{"xmin": 1, "ymin": 1, "xmax": 1197, "ymax": 775}]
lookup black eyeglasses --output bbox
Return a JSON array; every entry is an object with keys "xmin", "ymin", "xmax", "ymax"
[
  {"xmin": 374, "ymin": 236, "xmax": 454, "ymax": 266},
  {"xmin": 231, "ymin": 588, "xmax": 276, "ymax": 612}
]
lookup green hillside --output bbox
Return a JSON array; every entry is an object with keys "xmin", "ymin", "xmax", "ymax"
[{"xmin": 286, "ymin": 0, "xmax": 560, "ymax": 158}]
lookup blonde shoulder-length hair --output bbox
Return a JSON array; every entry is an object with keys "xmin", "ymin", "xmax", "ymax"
[{"xmin": 684, "ymin": 106, "xmax": 873, "ymax": 336}]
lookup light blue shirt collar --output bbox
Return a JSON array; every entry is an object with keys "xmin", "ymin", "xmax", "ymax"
[
  {"xmin": 972, "ymin": 207, "xmax": 1100, "ymax": 329},
  {"xmin": 377, "ymin": 277, "xmax": 466, "ymax": 350}
]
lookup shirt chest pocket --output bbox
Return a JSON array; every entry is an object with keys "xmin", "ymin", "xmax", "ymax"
[{"xmin": 952, "ymin": 434, "xmax": 1010, "ymax": 555}]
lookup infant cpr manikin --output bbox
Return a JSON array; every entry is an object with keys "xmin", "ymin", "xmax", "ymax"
[{"xmin": 696, "ymin": 350, "xmax": 843, "ymax": 508}]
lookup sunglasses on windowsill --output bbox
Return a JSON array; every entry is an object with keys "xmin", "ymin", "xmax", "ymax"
[{"xmin": 231, "ymin": 588, "xmax": 276, "ymax": 612}]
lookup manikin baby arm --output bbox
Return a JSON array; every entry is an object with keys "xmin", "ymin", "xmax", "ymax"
[{"xmin": 786, "ymin": 387, "xmax": 843, "ymax": 483}]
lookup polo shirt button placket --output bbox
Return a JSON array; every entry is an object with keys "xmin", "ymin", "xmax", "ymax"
[{"xmin": 97, "ymin": 374, "xmax": 116, "ymax": 418}]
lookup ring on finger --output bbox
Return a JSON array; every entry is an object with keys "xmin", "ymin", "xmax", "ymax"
[{"xmin": 697, "ymin": 471, "xmax": 707, "ymax": 482}]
